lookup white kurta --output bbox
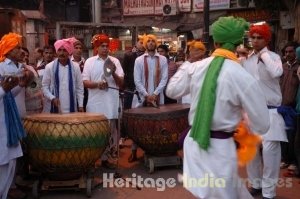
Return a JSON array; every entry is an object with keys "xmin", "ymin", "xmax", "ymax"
[
  {"xmin": 82, "ymin": 55, "xmax": 124, "ymax": 119},
  {"xmin": 242, "ymin": 47, "xmax": 287, "ymax": 142},
  {"xmin": 132, "ymin": 52, "xmax": 168, "ymax": 107},
  {"xmin": 0, "ymin": 59, "xmax": 24, "ymax": 199},
  {"xmin": 42, "ymin": 59, "xmax": 84, "ymax": 113},
  {"xmin": 0, "ymin": 59, "xmax": 24, "ymax": 166},
  {"xmin": 166, "ymin": 57, "xmax": 270, "ymax": 199}
]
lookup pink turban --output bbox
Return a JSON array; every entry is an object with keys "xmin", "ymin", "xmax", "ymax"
[{"xmin": 54, "ymin": 37, "xmax": 76, "ymax": 55}]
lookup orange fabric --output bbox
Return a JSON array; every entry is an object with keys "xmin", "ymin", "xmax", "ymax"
[
  {"xmin": 0, "ymin": 33, "xmax": 22, "ymax": 62},
  {"xmin": 234, "ymin": 121, "xmax": 262, "ymax": 167},
  {"xmin": 91, "ymin": 34, "xmax": 110, "ymax": 54},
  {"xmin": 143, "ymin": 34, "xmax": 158, "ymax": 48},
  {"xmin": 187, "ymin": 40, "xmax": 206, "ymax": 52},
  {"xmin": 211, "ymin": 48, "xmax": 239, "ymax": 62},
  {"xmin": 249, "ymin": 23, "xmax": 272, "ymax": 43}
]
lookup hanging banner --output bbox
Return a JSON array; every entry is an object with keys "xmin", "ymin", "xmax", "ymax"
[
  {"xmin": 123, "ymin": 0, "xmax": 155, "ymax": 16},
  {"xmin": 193, "ymin": 0, "xmax": 230, "ymax": 12},
  {"xmin": 178, "ymin": 0, "xmax": 191, "ymax": 12}
]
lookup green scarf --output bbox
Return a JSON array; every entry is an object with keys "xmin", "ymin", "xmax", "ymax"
[{"xmin": 189, "ymin": 16, "xmax": 249, "ymax": 150}]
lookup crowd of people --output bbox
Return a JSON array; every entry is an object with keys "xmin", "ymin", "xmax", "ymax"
[{"xmin": 1, "ymin": 15, "xmax": 300, "ymax": 199}]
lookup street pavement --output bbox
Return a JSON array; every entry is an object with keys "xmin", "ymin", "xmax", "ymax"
[{"xmin": 21, "ymin": 139, "xmax": 300, "ymax": 199}]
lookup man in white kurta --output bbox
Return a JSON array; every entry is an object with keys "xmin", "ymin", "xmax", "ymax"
[
  {"xmin": 82, "ymin": 34, "xmax": 124, "ymax": 167},
  {"xmin": 0, "ymin": 33, "xmax": 33, "ymax": 199},
  {"xmin": 243, "ymin": 23, "xmax": 287, "ymax": 199},
  {"xmin": 166, "ymin": 17, "xmax": 270, "ymax": 199},
  {"xmin": 42, "ymin": 38, "xmax": 84, "ymax": 113},
  {"xmin": 128, "ymin": 34, "xmax": 168, "ymax": 162}
]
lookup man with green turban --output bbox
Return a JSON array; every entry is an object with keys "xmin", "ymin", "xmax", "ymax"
[{"xmin": 166, "ymin": 16, "xmax": 270, "ymax": 198}]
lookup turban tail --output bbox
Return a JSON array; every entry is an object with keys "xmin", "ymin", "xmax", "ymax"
[
  {"xmin": 143, "ymin": 34, "xmax": 158, "ymax": 48},
  {"xmin": 187, "ymin": 40, "xmax": 206, "ymax": 52},
  {"xmin": 249, "ymin": 23, "xmax": 272, "ymax": 43},
  {"xmin": 0, "ymin": 33, "xmax": 22, "ymax": 62},
  {"xmin": 54, "ymin": 37, "xmax": 76, "ymax": 55},
  {"xmin": 190, "ymin": 16, "xmax": 249, "ymax": 150}
]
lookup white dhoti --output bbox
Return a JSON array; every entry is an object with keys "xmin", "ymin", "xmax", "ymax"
[
  {"xmin": 247, "ymin": 109, "xmax": 286, "ymax": 198},
  {"xmin": 247, "ymin": 140, "xmax": 281, "ymax": 198},
  {"xmin": 183, "ymin": 132, "xmax": 253, "ymax": 199},
  {"xmin": 0, "ymin": 159, "xmax": 16, "ymax": 199}
]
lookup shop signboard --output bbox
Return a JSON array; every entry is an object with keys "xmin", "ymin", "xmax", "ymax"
[{"xmin": 193, "ymin": 0, "xmax": 230, "ymax": 12}]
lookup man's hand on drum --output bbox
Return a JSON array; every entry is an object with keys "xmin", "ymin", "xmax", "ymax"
[
  {"xmin": 51, "ymin": 98, "xmax": 60, "ymax": 109},
  {"xmin": 0, "ymin": 76, "xmax": 19, "ymax": 92},
  {"xmin": 97, "ymin": 80, "xmax": 108, "ymax": 90},
  {"xmin": 145, "ymin": 94, "xmax": 158, "ymax": 107}
]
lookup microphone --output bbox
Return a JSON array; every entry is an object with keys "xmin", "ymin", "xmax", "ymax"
[{"xmin": 135, "ymin": 90, "xmax": 142, "ymax": 103}]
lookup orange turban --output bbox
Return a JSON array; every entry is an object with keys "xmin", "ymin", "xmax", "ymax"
[
  {"xmin": 0, "ymin": 33, "xmax": 22, "ymax": 62},
  {"xmin": 187, "ymin": 40, "xmax": 206, "ymax": 52},
  {"xmin": 91, "ymin": 34, "xmax": 110, "ymax": 49},
  {"xmin": 143, "ymin": 34, "xmax": 158, "ymax": 48},
  {"xmin": 138, "ymin": 34, "xmax": 146, "ymax": 42},
  {"xmin": 249, "ymin": 23, "xmax": 272, "ymax": 43}
]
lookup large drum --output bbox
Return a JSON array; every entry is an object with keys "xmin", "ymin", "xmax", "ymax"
[
  {"xmin": 123, "ymin": 104, "xmax": 190, "ymax": 156},
  {"xmin": 23, "ymin": 113, "xmax": 109, "ymax": 176}
]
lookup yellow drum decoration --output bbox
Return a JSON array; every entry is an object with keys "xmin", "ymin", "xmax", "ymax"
[{"xmin": 23, "ymin": 113, "xmax": 109, "ymax": 175}]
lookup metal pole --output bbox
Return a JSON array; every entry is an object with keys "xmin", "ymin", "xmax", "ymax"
[
  {"xmin": 95, "ymin": 0, "xmax": 101, "ymax": 23},
  {"xmin": 203, "ymin": 0, "xmax": 210, "ymax": 54}
]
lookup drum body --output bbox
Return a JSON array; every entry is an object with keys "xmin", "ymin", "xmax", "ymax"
[
  {"xmin": 23, "ymin": 113, "xmax": 109, "ymax": 176},
  {"xmin": 123, "ymin": 104, "xmax": 189, "ymax": 156}
]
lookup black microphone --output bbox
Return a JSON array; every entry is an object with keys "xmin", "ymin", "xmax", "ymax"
[{"xmin": 135, "ymin": 90, "xmax": 142, "ymax": 103}]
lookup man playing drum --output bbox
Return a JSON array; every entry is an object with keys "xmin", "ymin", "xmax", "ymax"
[
  {"xmin": 166, "ymin": 17, "xmax": 270, "ymax": 199},
  {"xmin": 0, "ymin": 33, "xmax": 34, "ymax": 199},
  {"xmin": 82, "ymin": 34, "xmax": 124, "ymax": 168},
  {"xmin": 42, "ymin": 38, "xmax": 84, "ymax": 113},
  {"xmin": 129, "ymin": 34, "xmax": 168, "ymax": 162}
]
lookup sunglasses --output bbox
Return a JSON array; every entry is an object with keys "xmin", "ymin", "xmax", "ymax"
[{"xmin": 251, "ymin": 36, "xmax": 263, "ymax": 40}]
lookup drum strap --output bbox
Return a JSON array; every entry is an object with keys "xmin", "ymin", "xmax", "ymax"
[{"xmin": 143, "ymin": 55, "xmax": 161, "ymax": 94}]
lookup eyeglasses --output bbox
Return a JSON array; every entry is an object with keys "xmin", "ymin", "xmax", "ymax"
[
  {"xmin": 251, "ymin": 36, "xmax": 263, "ymax": 40},
  {"xmin": 157, "ymin": 50, "xmax": 165, "ymax": 53}
]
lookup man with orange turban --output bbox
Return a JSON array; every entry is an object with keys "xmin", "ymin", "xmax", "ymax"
[
  {"xmin": 82, "ymin": 33, "xmax": 124, "ymax": 169},
  {"xmin": 180, "ymin": 40, "xmax": 206, "ymax": 104},
  {"xmin": 128, "ymin": 34, "xmax": 169, "ymax": 162},
  {"xmin": 0, "ymin": 32, "xmax": 33, "ymax": 199},
  {"xmin": 42, "ymin": 37, "xmax": 84, "ymax": 113},
  {"xmin": 243, "ymin": 23, "xmax": 287, "ymax": 199}
]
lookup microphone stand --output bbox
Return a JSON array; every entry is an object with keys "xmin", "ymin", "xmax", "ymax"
[{"xmin": 107, "ymin": 86, "xmax": 141, "ymax": 190}]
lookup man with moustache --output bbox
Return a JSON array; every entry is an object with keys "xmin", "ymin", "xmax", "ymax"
[{"xmin": 42, "ymin": 38, "xmax": 84, "ymax": 113}]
